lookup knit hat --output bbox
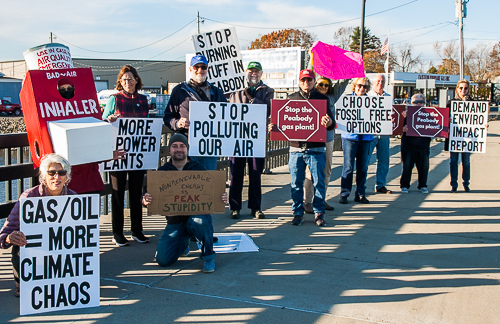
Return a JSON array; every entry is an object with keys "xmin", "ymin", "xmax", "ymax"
[{"xmin": 168, "ymin": 133, "xmax": 189, "ymax": 149}]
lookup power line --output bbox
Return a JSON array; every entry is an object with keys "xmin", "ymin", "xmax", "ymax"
[{"xmin": 390, "ymin": 22, "xmax": 455, "ymax": 35}]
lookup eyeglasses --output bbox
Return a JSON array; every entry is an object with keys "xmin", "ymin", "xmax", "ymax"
[
  {"xmin": 356, "ymin": 84, "xmax": 368, "ymax": 89},
  {"xmin": 458, "ymin": 87, "xmax": 468, "ymax": 90},
  {"xmin": 412, "ymin": 100, "xmax": 425, "ymax": 104},
  {"xmin": 317, "ymin": 83, "xmax": 329, "ymax": 88},
  {"xmin": 47, "ymin": 170, "xmax": 68, "ymax": 177},
  {"xmin": 121, "ymin": 78, "xmax": 136, "ymax": 83},
  {"xmin": 193, "ymin": 65, "xmax": 208, "ymax": 70}
]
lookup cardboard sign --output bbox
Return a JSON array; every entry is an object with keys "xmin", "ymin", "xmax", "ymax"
[
  {"xmin": 19, "ymin": 194, "xmax": 100, "ymax": 315},
  {"xmin": 406, "ymin": 106, "xmax": 449, "ymax": 138},
  {"xmin": 335, "ymin": 95, "xmax": 393, "ymax": 135},
  {"xmin": 23, "ymin": 43, "xmax": 73, "ymax": 71},
  {"xmin": 100, "ymin": 118, "xmax": 163, "ymax": 171},
  {"xmin": 20, "ymin": 68, "xmax": 103, "ymax": 167},
  {"xmin": 270, "ymin": 99, "xmax": 327, "ymax": 142},
  {"xmin": 392, "ymin": 105, "xmax": 406, "ymax": 135},
  {"xmin": 147, "ymin": 170, "xmax": 226, "ymax": 216},
  {"xmin": 192, "ymin": 27, "xmax": 245, "ymax": 94},
  {"xmin": 449, "ymin": 100, "xmax": 488, "ymax": 153},
  {"xmin": 311, "ymin": 41, "xmax": 365, "ymax": 80},
  {"xmin": 188, "ymin": 102, "xmax": 267, "ymax": 158}
]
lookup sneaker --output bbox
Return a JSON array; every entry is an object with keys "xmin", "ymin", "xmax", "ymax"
[
  {"xmin": 14, "ymin": 284, "xmax": 20, "ymax": 298},
  {"xmin": 304, "ymin": 203, "xmax": 314, "ymax": 214},
  {"xmin": 315, "ymin": 213, "xmax": 326, "ymax": 227},
  {"xmin": 230, "ymin": 210, "xmax": 240, "ymax": 219},
  {"xmin": 181, "ymin": 245, "xmax": 190, "ymax": 257},
  {"xmin": 401, "ymin": 188, "xmax": 409, "ymax": 193},
  {"xmin": 464, "ymin": 185, "xmax": 471, "ymax": 192},
  {"xmin": 376, "ymin": 186, "xmax": 393, "ymax": 194},
  {"xmin": 251, "ymin": 209, "xmax": 266, "ymax": 219},
  {"xmin": 420, "ymin": 187, "xmax": 429, "ymax": 194},
  {"xmin": 291, "ymin": 214, "xmax": 304, "ymax": 226},
  {"xmin": 112, "ymin": 234, "xmax": 130, "ymax": 247},
  {"xmin": 325, "ymin": 202, "xmax": 334, "ymax": 211},
  {"xmin": 339, "ymin": 196, "xmax": 348, "ymax": 204},
  {"xmin": 132, "ymin": 232, "xmax": 150, "ymax": 243},
  {"xmin": 451, "ymin": 187, "xmax": 457, "ymax": 193},
  {"xmin": 202, "ymin": 259, "xmax": 215, "ymax": 273},
  {"xmin": 354, "ymin": 195, "xmax": 370, "ymax": 204}
]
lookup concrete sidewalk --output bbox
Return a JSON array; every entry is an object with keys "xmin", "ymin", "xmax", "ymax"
[{"xmin": 1, "ymin": 121, "xmax": 500, "ymax": 324}]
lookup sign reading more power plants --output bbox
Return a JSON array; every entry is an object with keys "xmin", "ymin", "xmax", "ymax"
[
  {"xmin": 19, "ymin": 194, "xmax": 100, "ymax": 315},
  {"xmin": 449, "ymin": 100, "xmax": 488, "ymax": 153}
]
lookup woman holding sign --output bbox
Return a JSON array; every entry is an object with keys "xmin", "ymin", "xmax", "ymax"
[
  {"xmin": 103, "ymin": 65, "xmax": 150, "ymax": 247},
  {"xmin": 0, "ymin": 154, "xmax": 76, "ymax": 297},
  {"xmin": 445, "ymin": 80, "xmax": 472, "ymax": 192}
]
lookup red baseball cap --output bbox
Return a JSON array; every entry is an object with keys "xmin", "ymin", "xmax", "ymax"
[{"xmin": 299, "ymin": 69, "xmax": 315, "ymax": 80}]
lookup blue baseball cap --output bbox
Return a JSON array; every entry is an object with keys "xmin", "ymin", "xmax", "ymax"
[{"xmin": 190, "ymin": 55, "xmax": 208, "ymax": 67}]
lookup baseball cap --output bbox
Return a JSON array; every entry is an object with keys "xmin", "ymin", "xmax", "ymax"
[
  {"xmin": 247, "ymin": 62, "xmax": 262, "ymax": 71},
  {"xmin": 299, "ymin": 69, "xmax": 315, "ymax": 80},
  {"xmin": 190, "ymin": 55, "xmax": 208, "ymax": 67},
  {"xmin": 168, "ymin": 133, "xmax": 189, "ymax": 149}
]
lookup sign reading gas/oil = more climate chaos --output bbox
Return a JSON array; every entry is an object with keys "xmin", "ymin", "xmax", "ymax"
[
  {"xmin": 147, "ymin": 170, "xmax": 226, "ymax": 216},
  {"xmin": 192, "ymin": 27, "xmax": 245, "ymax": 94},
  {"xmin": 270, "ymin": 99, "xmax": 327, "ymax": 142},
  {"xmin": 449, "ymin": 100, "xmax": 488, "ymax": 153},
  {"xmin": 335, "ymin": 95, "xmax": 393, "ymax": 135},
  {"xmin": 406, "ymin": 106, "xmax": 449, "ymax": 138},
  {"xmin": 100, "ymin": 118, "xmax": 163, "ymax": 171},
  {"xmin": 189, "ymin": 101, "xmax": 267, "ymax": 158},
  {"xmin": 19, "ymin": 194, "xmax": 100, "ymax": 316}
]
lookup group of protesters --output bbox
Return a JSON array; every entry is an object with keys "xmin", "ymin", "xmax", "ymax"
[{"xmin": 0, "ymin": 53, "xmax": 475, "ymax": 298}]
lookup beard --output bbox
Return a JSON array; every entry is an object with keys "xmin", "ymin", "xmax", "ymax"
[
  {"xmin": 191, "ymin": 73, "xmax": 207, "ymax": 84},
  {"xmin": 172, "ymin": 151, "xmax": 187, "ymax": 161},
  {"xmin": 247, "ymin": 76, "xmax": 260, "ymax": 86}
]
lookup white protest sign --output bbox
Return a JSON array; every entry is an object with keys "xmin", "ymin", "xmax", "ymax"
[
  {"xmin": 19, "ymin": 194, "xmax": 100, "ymax": 315},
  {"xmin": 198, "ymin": 233, "xmax": 259, "ymax": 253},
  {"xmin": 100, "ymin": 118, "xmax": 163, "ymax": 171},
  {"xmin": 192, "ymin": 27, "xmax": 245, "ymax": 94},
  {"xmin": 189, "ymin": 101, "xmax": 267, "ymax": 158},
  {"xmin": 449, "ymin": 100, "xmax": 488, "ymax": 153},
  {"xmin": 23, "ymin": 43, "xmax": 73, "ymax": 70},
  {"xmin": 335, "ymin": 95, "xmax": 393, "ymax": 135}
]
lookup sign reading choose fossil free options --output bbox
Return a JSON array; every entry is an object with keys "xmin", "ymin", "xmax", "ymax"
[
  {"xmin": 449, "ymin": 100, "xmax": 488, "ymax": 153},
  {"xmin": 406, "ymin": 106, "xmax": 449, "ymax": 138}
]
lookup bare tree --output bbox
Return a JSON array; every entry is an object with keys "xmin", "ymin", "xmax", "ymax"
[
  {"xmin": 333, "ymin": 27, "xmax": 354, "ymax": 50},
  {"xmin": 434, "ymin": 41, "xmax": 460, "ymax": 75},
  {"xmin": 466, "ymin": 43, "xmax": 492, "ymax": 82},
  {"xmin": 389, "ymin": 44, "xmax": 421, "ymax": 72}
]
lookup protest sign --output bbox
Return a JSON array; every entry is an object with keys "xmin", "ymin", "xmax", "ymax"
[
  {"xmin": 406, "ymin": 106, "xmax": 449, "ymax": 138},
  {"xmin": 311, "ymin": 41, "xmax": 365, "ymax": 80},
  {"xmin": 147, "ymin": 170, "xmax": 226, "ymax": 216},
  {"xmin": 100, "ymin": 118, "xmax": 163, "ymax": 171},
  {"xmin": 392, "ymin": 105, "xmax": 406, "ymax": 135},
  {"xmin": 449, "ymin": 100, "xmax": 488, "ymax": 153},
  {"xmin": 201, "ymin": 233, "xmax": 259, "ymax": 253},
  {"xmin": 270, "ymin": 99, "xmax": 327, "ymax": 142},
  {"xmin": 23, "ymin": 43, "xmax": 73, "ymax": 71},
  {"xmin": 188, "ymin": 102, "xmax": 267, "ymax": 158},
  {"xmin": 19, "ymin": 194, "xmax": 100, "ymax": 315},
  {"xmin": 334, "ymin": 95, "xmax": 393, "ymax": 135},
  {"xmin": 192, "ymin": 27, "xmax": 245, "ymax": 94}
]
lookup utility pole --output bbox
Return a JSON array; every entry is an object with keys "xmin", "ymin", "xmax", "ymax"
[
  {"xmin": 360, "ymin": 0, "xmax": 366, "ymax": 58},
  {"xmin": 456, "ymin": 0, "xmax": 468, "ymax": 80},
  {"xmin": 50, "ymin": 32, "xmax": 53, "ymax": 43},
  {"xmin": 197, "ymin": 11, "xmax": 200, "ymax": 34}
]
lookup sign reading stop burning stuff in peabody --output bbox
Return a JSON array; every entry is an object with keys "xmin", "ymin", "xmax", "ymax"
[
  {"xmin": 406, "ymin": 106, "xmax": 449, "ymax": 138},
  {"xmin": 270, "ymin": 99, "xmax": 327, "ymax": 142}
]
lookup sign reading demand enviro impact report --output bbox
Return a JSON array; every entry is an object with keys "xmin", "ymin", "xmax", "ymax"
[
  {"xmin": 189, "ymin": 101, "xmax": 267, "ymax": 158},
  {"xmin": 19, "ymin": 194, "xmax": 100, "ymax": 315},
  {"xmin": 449, "ymin": 100, "xmax": 488, "ymax": 153}
]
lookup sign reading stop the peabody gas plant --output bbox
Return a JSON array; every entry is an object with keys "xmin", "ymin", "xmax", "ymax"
[
  {"xmin": 270, "ymin": 99, "xmax": 327, "ymax": 142},
  {"xmin": 406, "ymin": 106, "xmax": 449, "ymax": 138}
]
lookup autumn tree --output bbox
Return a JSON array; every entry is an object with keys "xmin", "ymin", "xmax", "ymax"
[
  {"xmin": 248, "ymin": 29, "xmax": 316, "ymax": 50},
  {"xmin": 333, "ymin": 27, "xmax": 354, "ymax": 50},
  {"xmin": 434, "ymin": 42, "xmax": 460, "ymax": 75},
  {"xmin": 488, "ymin": 43, "xmax": 500, "ymax": 79}
]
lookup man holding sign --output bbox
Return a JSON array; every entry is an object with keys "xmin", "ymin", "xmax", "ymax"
[
  {"xmin": 142, "ymin": 134, "xmax": 228, "ymax": 273},
  {"xmin": 164, "ymin": 55, "xmax": 226, "ymax": 170}
]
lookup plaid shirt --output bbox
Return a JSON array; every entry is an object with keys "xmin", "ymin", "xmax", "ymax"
[{"xmin": 113, "ymin": 91, "xmax": 149, "ymax": 118}]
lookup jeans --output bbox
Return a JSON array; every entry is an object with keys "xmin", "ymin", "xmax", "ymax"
[
  {"xmin": 340, "ymin": 139, "xmax": 371, "ymax": 197},
  {"xmin": 304, "ymin": 141, "xmax": 334, "ymax": 203},
  {"xmin": 229, "ymin": 157, "xmax": 265, "ymax": 211},
  {"xmin": 289, "ymin": 150, "xmax": 326, "ymax": 215},
  {"xmin": 367, "ymin": 135, "xmax": 390, "ymax": 190},
  {"xmin": 190, "ymin": 156, "xmax": 217, "ymax": 171},
  {"xmin": 450, "ymin": 152, "xmax": 471, "ymax": 188},
  {"xmin": 400, "ymin": 145, "xmax": 430, "ymax": 189},
  {"xmin": 155, "ymin": 215, "xmax": 214, "ymax": 267}
]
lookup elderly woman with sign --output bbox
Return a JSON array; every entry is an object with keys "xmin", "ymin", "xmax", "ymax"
[
  {"xmin": 338, "ymin": 77, "xmax": 373, "ymax": 205},
  {"xmin": 0, "ymin": 154, "xmax": 76, "ymax": 297},
  {"xmin": 102, "ymin": 65, "xmax": 150, "ymax": 247}
]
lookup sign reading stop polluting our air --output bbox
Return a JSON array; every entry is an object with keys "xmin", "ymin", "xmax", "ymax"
[{"xmin": 270, "ymin": 99, "xmax": 327, "ymax": 142}]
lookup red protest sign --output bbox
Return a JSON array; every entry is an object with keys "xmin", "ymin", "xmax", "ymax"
[
  {"xmin": 392, "ymin": 105, "xmax": 406, "ymax": 135},
  {"xmin": 270, "ymin": 99, "xmax": 327, "ymax": 142},
  {"xmin": 406, "ymin": 106, "xmax": 449, "ymax": 138}
]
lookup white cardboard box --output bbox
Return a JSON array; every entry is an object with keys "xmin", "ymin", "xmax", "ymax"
[{"xmin": 48, "ymin": 117, "xmax": 113, "ymax": 165}]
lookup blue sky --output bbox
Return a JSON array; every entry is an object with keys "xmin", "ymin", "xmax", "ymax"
[{"xmin": 1, "ymin": 0, "xmax": 497, "ymax": 68}]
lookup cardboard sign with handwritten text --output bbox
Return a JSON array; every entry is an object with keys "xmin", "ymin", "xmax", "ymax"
[{"xmin": 147, "ymin": 170, "xmax": 226, "ymax": 216}]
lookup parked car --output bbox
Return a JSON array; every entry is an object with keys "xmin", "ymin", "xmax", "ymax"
[
  {"xmin": 393, "ymin": 98, "xmax": 411, "ymax": 105},
  {"xmin": 0, "ymin": 99, "xmax": 22, "ymax": 116}
]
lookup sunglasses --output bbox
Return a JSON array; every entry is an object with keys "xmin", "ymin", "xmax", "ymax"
[
  {"xmin": 458, "ymin": 87, "xmax": 468, "ymax": 90},
  {"xmin": 193, "ymin": 65, "xmax": 208, "ymax": 70},
  {"xmin": 412, "ymin": 100, "xmax": 425, "ymax": 104},
  {"xmin": 356, "ymin": 84, "xmax": 368, "ymax": 89},
  {"xmin": 317, "ymin": 83, "xmax": 329, "ymax": 88},
  {"xmin": 47, "ymin": 170, "xmax": 68, "ymax": 177}
]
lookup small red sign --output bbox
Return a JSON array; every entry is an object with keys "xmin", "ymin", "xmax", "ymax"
[
  {"xmin": 270, "ymin": 99, "xmax": 327, "ymax": 142},
  {"xmin": 406, "ymin": 106, "xmax": 449, "ymax": 138},
  {"xmin": 392, "ymin": 105, "xmax": 406, "ymax": 136}
]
